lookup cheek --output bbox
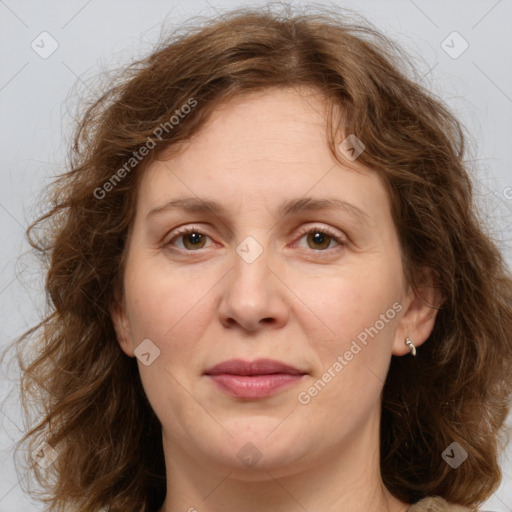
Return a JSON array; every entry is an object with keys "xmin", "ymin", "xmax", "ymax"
[
  {"xmin": 293, "ymin": 269, "xmax": 400, "ymax": 425},
  {"xmin": 122, "ymin": 264, "xmax": 212, "ymax": 421},
  {"xmin": 295, "ymin": 263, "xmax": 402, "ymax": 362},
  {"xmin": 122, "ymin": 259, "xmax": 212, "ymax": 359}
]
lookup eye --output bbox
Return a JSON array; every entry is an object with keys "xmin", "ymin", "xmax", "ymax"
[
  {"xmin": 165, "ymin": 225, "xmax": 346, "ymax": 253},
  {"xmin": 167, "ymin": 226, "xmax": 213, "ymax": 251},
  {"xmin": 293, "ymin": 225, "xmax": 346, "ymax": 252}
]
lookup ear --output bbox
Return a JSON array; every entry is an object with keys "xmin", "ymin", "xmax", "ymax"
[
  {"xmin": 110, "ymin": 296, "xmax": 135, "ymax": 358},
  {"xmin": 392, "ymin": 266, "xmax": 442, "ymax": 356}
]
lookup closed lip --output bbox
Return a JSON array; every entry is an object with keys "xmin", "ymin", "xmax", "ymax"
[
  {"xmin": 203, "ymin": 358, "xmax": 306, "ymax": 376},
  {"xmin": 204, "ymin": 358, "xmax": 307, "ymax": 399}
]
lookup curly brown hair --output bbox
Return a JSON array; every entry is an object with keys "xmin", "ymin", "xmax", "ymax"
[{"xmin": 5, "ymin": 3, "xmax": 512, "ymax": 511}]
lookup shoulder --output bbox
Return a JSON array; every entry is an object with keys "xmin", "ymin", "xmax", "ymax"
[{"xmin": 407, "ymin": 496, "xmax": 479, "ymax": 511}]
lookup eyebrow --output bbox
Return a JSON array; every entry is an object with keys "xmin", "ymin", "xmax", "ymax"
[{"xmin": 146, "ymin": 196, "xmax": 370, "ymax": 225}]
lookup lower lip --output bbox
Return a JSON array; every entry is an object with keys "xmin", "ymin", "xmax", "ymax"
[{"xmin": 207, "ymin": 374, "xmax": 304, "ymax": 398}]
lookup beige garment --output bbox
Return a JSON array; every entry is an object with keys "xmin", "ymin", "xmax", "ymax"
[{"xmin": 407, "ymin": 496, "xmax": 478, "ymax": 511}]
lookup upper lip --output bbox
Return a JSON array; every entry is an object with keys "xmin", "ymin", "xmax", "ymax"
[{"xmin": 204, "ymin": 358, "xmax": 305, "ymax": 376}]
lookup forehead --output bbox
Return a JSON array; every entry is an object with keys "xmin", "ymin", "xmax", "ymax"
[
  {"xmin": 136, "ymin": 87, "xmax": 388, "ymax": 222},
  {"xmin": 155, "ymin": 87, "xmax": 332, "ymax": 166}
]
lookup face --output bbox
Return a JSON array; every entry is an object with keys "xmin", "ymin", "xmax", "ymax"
[{"xmin": 112, "ymin": 87, "xmax": 436, "ymax": 480}]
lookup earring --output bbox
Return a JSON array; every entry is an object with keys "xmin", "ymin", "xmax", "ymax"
[{"xmin": 405, "ymin": 337, "xmax": 416, "ymax": 356}]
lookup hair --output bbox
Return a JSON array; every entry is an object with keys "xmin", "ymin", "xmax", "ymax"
[{"xmin": 5, "ymin": 3, "xmax": 512, "ymax": 511}]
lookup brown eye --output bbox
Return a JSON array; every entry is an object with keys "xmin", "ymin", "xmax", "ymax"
[
  {"xmin": 295, "ymin": 226, "xmax": 346, "ymax": 252},
  {"xmin": 168, "ymin": 228, "xmax": 212, "ymax": 251},
  {"xmin": 181, "ymin": 231, "xmax": 207, "ymax": 250},
  {"xmin": 305, "ymin": 231, "xmax": 333, "ymax": 250}
]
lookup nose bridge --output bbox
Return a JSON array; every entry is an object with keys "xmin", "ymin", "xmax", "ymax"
[
  {"xmin": 218, "ymin": 231, "xmax": 288, "ymax": 331},
  {"xmin": 230, "ymin": 232, "xmax": 273, "ymax": 302}
]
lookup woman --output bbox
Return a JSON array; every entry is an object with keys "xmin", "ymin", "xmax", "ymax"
[{"xmin": 10, "ymin": 4, "xmax": 512, "ymax": 512}]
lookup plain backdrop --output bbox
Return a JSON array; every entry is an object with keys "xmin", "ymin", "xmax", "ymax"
[{"xmin": 0, "ymin": 0, "xmax": 511, "ymax": 510}]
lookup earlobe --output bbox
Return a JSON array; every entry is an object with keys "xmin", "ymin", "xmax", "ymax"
[
  {"xmin": 110, "ymin": 300, "xmax": 135, "ymax": 357},
  {"xmin": 392, "ymin": 267, "xmax": 443, "ymax": 356}
]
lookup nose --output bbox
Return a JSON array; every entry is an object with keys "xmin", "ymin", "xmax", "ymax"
[{"xmin": 217, "ymin": 242, "xmax": 290, "ymax": 332}]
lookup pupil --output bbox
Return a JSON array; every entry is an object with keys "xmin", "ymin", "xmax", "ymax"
[
  {"xmin": 189, "ymin": 233, "xmax": 202, "ymax": 244},
  {"xmin": 310, "ymin": 231, "xmax": 330, "ymax": 250}
]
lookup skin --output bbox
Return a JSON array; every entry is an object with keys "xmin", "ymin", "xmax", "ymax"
[{"xmin": 111, "ymin": 87, "xmax": 438, "ymax": 512}]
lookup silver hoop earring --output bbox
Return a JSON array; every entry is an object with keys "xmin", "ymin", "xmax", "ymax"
[{"xmin": 405, "ymin": 337, "xmax": 416, "ymax": 356}]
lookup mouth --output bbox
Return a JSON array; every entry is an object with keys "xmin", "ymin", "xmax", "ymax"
[{"xmin": 203, "ymin": 358, "xmax": 307, "ymax": 399}]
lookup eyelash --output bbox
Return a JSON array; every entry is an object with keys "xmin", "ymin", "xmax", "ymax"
[{"xmin": 166, "ymin": 225, "xmax": 346, "ymax": 254}]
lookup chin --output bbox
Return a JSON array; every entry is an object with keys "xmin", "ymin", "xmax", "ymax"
[
  {"xmin": 209, "ymin": 428, "xmax": 308, "ymax": 474},
  {"xmin": 215, "ymin": 445, "xmax": 307, "ymax": 481}
]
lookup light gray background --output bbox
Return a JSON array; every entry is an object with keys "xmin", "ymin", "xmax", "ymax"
[{"xmin": 1, "ymin": 0, "xmax": 511, "ymax": 510}]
